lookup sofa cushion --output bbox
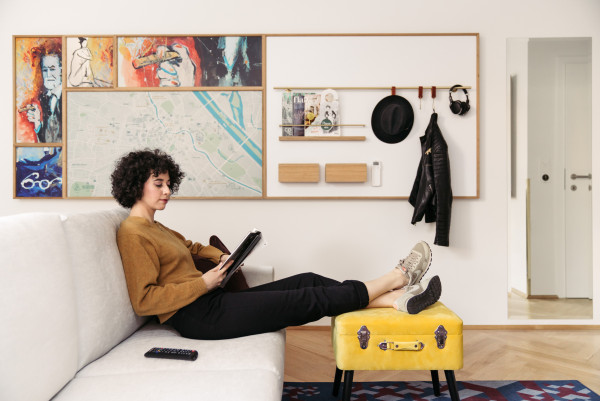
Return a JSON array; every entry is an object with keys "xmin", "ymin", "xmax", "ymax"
[
  {"xmin": 243, "ymin": 264, "xmax": 274, "ymax": 287},
  {"xmin": 74, "ymin": 322, "xmax": 285, "ymax": 380},
  {"xmin": 55, "ymin": 322, "xmax": 285, "ymax": 401},
  {"xmin": 0, "ymin": 213, "xmax": 79, "ymax": 401},
  {"xmin": 53, "ymin": 369, "xmax": 283, "ymax": 401},
  {"xmin": 62, "ymin": 209, "xmax": 148, "ymax": 370}
]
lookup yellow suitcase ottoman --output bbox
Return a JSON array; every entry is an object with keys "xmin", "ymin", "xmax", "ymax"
[{"xmin": 331, "ymin": 302, "xmax": 463, "ymax": 401}]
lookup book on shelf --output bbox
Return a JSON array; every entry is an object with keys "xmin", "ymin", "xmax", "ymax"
[
  {"xmin": 292, "ymin": 92, "xmax": 311, "ymax": 136},
  {"xmin": 304, "ymin": 93, "xmax": 322, "ymax": 136},
  {"xmin": 305, "ymin": 89, "xmax": 340, "ymax": 136},
  {"xmin": 281, "ymin": 91, "xmax": 294, "ymax": 136},
  {"xmin": 284, "ymin": 89, "xmax": 340, "ymax": 137},
  {"xmin": 320, "ymin": 89, "xmax": 341, "ymax": 136}
]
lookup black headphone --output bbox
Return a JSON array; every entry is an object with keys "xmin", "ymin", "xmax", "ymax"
[{"xmin": 449, "ymin": 85, "xmax": 470, "ymax": 116}]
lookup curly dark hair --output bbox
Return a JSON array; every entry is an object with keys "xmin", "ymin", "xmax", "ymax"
[{"xmin": 111, "ymin": 149, "xmax": 185, "ymax": 208}]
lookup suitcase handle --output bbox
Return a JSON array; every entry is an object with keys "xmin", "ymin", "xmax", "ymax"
[{"xmin": 378, "ymin": 340, "xmax": 424, "ymax": 351}]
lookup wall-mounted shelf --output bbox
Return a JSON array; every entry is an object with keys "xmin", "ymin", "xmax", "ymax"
[
  {"xmin": 279, "ymin": 163, "xmax": 320, "ymax": 183},
  {"xmin": 274, "ymin": 85, "xmax": 471, "ymax": 90},
  {"xmin": 279, "ymin": 136, "xmax": 366, "ymax": 142},
  {"xmin": 325, "ymin": 163, "xmax": 368, "ymax": 183},
  {"xmin": 266, "ymin": 34, "xmax": 479, "ymax": 199}
]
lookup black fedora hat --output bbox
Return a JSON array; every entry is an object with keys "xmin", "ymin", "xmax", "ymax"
[{"xmin": 371, "ymin": 95, "xmax": 414, "ymax": 144}]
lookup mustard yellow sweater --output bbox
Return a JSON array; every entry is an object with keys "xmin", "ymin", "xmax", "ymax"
[{"xmin": 117, "ymin": 216, "xmax": 224, "ymax": 323}]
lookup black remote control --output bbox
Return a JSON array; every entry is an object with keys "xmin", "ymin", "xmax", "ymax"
[{"xmin": 144, "ymin": 347, "xmax": 198, "ymax": 361}]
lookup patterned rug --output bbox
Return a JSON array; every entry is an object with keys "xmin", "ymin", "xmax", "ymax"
[{"xmin": 282, "ymin": 380, "xmax": 600, "ymax": 401}]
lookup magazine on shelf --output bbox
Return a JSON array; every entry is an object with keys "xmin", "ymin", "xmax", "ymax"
[
  {"xmin": 281, "ymin": 91, "xmax": 294, "ymax": 136},
  {"xmin": 303, "ymin": 94, "xmax": 322, "ymax": 136},
  {"xmin": 292, "ymin": 92, "xmax": 313, "ymax": 136},
  {"xmin": 218, "ymin": 229, "xmax": 264, "ymax": 288},
  {"xmin": 317, "ymin": 89, "xmax": 341, "ymax": 136}
]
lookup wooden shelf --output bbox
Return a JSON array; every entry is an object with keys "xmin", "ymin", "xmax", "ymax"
[
  {"xmin": 325, "ymin": 163, "xmax": 368, "ymax": 183},
  {"xmin": 279, "ymin": 136, "xmax": 366, "ymax": 142},
  {"xmin": 278, "ymin": 164, "xmax": 320, "ymax": 183}
]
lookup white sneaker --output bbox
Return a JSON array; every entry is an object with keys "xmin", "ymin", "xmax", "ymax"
[
  {"xmin": 393, "ymin": 275, "xmax": 441, "ymax": 314},
  {"xmin": 396, "ymin": 241, "xmax": 432, "ymax": 286}
]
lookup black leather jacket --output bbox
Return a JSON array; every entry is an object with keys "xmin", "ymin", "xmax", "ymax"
[{"xmin": 409, "ymin": 113, "xmax": 452, "ymax": 246}]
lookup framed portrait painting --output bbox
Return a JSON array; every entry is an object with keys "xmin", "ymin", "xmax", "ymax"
[{"xmin": 14, "ymin": 37, "xmax": 63, "ymax": 144}]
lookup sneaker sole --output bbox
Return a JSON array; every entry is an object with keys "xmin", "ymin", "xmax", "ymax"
[{"xmin": 407, "ymin": 275, "xmax": 441, "ymax": 314}]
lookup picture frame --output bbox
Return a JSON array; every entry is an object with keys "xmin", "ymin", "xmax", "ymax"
[
  {"xmin": 117, "ymin": 35, "xmax": 263, "ymax": 88},
  {"xmin": 15, "ymin": 146, "xmax": 63, "ymax": 198},
  {"xmin": 13, "ymin": 33, "xmax": 479, "ymax": 200}
]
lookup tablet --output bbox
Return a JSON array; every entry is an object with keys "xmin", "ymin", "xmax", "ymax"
[{"xmin": 219, "ymin": 229, "xmax": 262, "ymax": 288}]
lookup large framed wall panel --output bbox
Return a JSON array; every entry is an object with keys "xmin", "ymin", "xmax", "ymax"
[
  {"xmin": 13, "ymin": 33, "xmax": 478, "ymax": 200},
  {"xmin": 265, "ymin": 34, "xmax": 479, "ymax": 199}
]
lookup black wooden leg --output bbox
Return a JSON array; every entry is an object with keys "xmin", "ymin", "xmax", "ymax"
[
  {"xmin": 342, "ymin": 370, "xmax": 354, "ymax": 401},
  {"xmin": 430, "ymin": 370, "xmax": 441, "ymax": 396},
  {"xmin": 333, "ymin": 367, "xmax": 343, "ymax": 396},
  {"xmin": 444, "ymin": 370, "xmax": 461, "ymax": 401}
]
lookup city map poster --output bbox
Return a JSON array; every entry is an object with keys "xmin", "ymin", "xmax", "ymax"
[
  {"xmin": 15, "ymin": 147, "xmax": 63, "ymax": 198},
  {"xmin": 118, "ymin": 36, "xmax": 262, "ymax": 88},
  {"xmin": 67, "ymin": 91, "xmax": 263, "ymax": 198}
]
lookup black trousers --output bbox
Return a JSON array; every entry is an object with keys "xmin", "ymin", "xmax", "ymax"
[{"xmin": 167, "ymin": 273, "xmax": 370, "ymax": 340}]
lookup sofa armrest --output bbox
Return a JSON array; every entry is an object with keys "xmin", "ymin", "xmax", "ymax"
[{"xmin": 242, "ymin": 264, "xmax": 274, "ymax": 287}]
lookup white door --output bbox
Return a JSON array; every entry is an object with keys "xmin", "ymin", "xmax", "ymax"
[{"xmin": 564, "ymin": 59, "xmax": 592, "ymax": 299}]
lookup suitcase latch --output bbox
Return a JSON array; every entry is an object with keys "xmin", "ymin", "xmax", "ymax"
[
  {"xmin": 378, "ymin": 340, "xmax": 424, "ymax": 351},
  {"xmin": 357, "ymin": 325, "xmax": 370, "ymax": 349},
  {"xmin": 435, "ymin": 325, "xmax": 448, "ymax": 349}
]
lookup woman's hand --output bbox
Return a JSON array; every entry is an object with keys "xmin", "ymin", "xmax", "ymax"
[
  {"xmin": 219, "ymin": 253, "xmax": 243, "ymax": 271},
  {"xmin": 202, "ymin": 262, "xmax": 229, "ymax": 291}
]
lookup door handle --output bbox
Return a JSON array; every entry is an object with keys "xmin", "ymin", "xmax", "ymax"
[{"xmin": 570, "ymin": 173, "xmax": 592, "ymax": 180}]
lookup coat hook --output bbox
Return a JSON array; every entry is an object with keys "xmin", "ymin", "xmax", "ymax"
[
  {"xmin": 431, "ymin": 86, "xmax": 437, "ymax": 112},
  {"xmin": 418, "ymin": 86, "xmax": 423, "ymax": 110},
  {"xmin": 391, "ymin": 86, "xmax": 396, "ymax": 96}
]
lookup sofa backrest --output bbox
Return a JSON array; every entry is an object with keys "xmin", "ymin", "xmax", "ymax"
[
  {"xmin": 0, "ymin": 213, "xmax": 79, "ymax": 401},
  {"xmin": 62, "ymin": 209, "xmax": 148, "ymax": 370}
]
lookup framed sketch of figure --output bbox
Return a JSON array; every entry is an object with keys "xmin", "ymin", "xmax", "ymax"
[{"xmin": 66, "ymin": 36, "xmax": 114, "ymax": 88}]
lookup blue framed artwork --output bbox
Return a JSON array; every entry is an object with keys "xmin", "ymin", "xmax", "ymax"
[{"xmin": 15, "ymin": 147, "xmax": 63, "ymax": 198}]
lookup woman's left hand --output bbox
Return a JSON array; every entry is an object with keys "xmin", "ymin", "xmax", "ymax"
[{"xmin": 202, "ymin": 262, "xmax": 230, "ymax": 291}]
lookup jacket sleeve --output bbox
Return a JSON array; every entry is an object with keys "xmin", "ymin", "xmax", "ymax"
[
  {"xmin": 432, "ymin": 147, "xmax": 452, "ymax": 246},
  {"xmin": 408, "ymin": 157, "xmax": 422, "ymax": 208},
  {"xmin": 411, "ymin": 154, "xmax": 435, "ymax": 225}
]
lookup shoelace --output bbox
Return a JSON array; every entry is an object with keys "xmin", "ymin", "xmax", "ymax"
[{"xmin": 401, "ymin": 251, "xmax": 422, "ymax": 272}]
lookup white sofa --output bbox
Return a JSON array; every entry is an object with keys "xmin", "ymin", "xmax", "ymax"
[{"xmin": 0, "ymin": 209, "xmax": 285, "ymax": 401}]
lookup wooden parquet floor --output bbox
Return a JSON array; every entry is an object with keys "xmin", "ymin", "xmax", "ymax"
[
  {"xmin": 508, "ymin": 292, "xmax": 593, "ymax": 320},
  {"xmin": 284, "ymin": 327, "xmax": 600, "ymax": 394}
]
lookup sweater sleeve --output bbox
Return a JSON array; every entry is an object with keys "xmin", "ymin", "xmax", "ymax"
[
  {"xmin": 161, "ymin": 225, "xmax": 224, "ymax": 263},
  {"xmin": 118, "ymin": 233, "xmax": 209, "ymax": 317}
]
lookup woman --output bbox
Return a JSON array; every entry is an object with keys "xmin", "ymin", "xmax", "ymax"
[{"xmin": 111, "ymin": 149, "xmax": 441, "ymax": 340}]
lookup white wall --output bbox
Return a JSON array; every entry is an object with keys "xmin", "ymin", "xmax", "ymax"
[
  {"xmin": 1, "ymin": 0, "xmax": 599, "ymax": 325},
  {"xmin": 507, "ymin": 38, "xmax": 529, "ymax": 296}
]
